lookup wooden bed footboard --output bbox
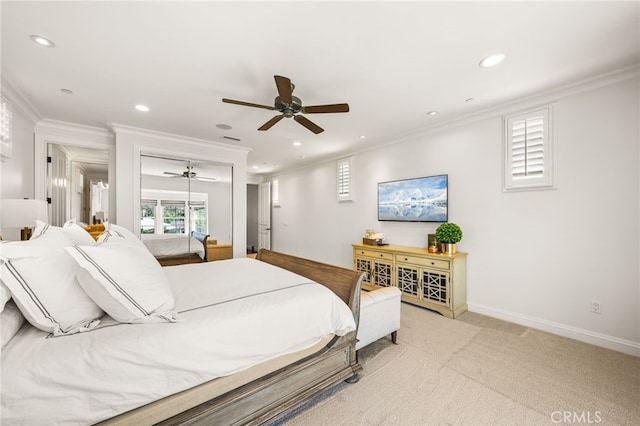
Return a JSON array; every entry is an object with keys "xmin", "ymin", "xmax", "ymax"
[{"xmin": 154, "ymin": 249, "xmax": 365, "ymax": 425}]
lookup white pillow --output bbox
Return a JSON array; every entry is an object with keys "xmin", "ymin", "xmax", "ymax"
[
  {"xmin": 1, "ymin": 300, "xmax": 25, "ymax": 347},
  {"xmin": 0, "ymin": 240, "xmax": 104, "ymax": 336},
  {"xmin": 0, "ymin": 277, "xmax": 11, "ymax": 313},
  {"xmin": 100, "ymin": 223, "xmax": 147, "ymax": 250},
  {"xmin": 65, "ymin": 231, "xmax": 177, "ymax": 324},
  {"xmin": 62, "ymin": 219, "xmax": 96, "ymax": 246}
]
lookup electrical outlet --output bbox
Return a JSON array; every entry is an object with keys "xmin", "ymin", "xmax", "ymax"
[{"xmin": 590, "ymin": 300, "xmax": 602, "ymax": 314}]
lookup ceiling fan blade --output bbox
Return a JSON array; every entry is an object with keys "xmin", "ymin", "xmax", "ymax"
[
  {"xmin": 163, "ymin": 171, "xmax": 182, "ymax": 176},
  {"xmin": 222, "ymin": 98, "xmax": 275, "ymax": 111},
  {"xmin": 294, "ymin": 115, "xmax": 324, "ymax": 134},
  {"xmin": 258, "ymin": 114, "xmax": 285, "ymax": 131},
  {"xmin": 195, "ymin": 176, "xmax": 217, "ymax": 181},
  {"xmin": 274, "ymin": 75, "xmax": 292, "ymax": 105},
  {"xmin": 302, "ymin": 103, "xmax": 350, "ymax": 114}
]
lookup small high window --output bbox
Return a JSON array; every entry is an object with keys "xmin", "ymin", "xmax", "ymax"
[
  {"xmin": 504, "ymin": 105, "xmax": 555, "ymax": 191},
  {"xmin": 337, "ymin": 157, "xmax": 353, "ymax": 202}
]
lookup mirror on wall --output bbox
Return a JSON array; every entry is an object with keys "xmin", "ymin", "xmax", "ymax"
[
  {"xmin": 47, "ymin": 143, "xmax": 109, "ymax": 226},
  {"xmin": 140, "ymin": 154, "xmax": 233, "ymax": 264}
]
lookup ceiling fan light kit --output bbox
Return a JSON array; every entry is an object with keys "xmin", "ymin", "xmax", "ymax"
[{"xmin": 222, "ymin": 75, "xmax": 349, "ymax": 134}]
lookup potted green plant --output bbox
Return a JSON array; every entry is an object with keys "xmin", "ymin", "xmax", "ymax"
[{"xmin": 435, "ymin": 222, "xmax": 462, "ymax": 255}]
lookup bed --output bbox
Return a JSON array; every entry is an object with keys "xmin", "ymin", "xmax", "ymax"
[
  {"xmin": 142, "ymin": 231, "xmax": 209, "ymax": 265},
  {"xmin": 0, "ymin": 221, "xmax": 364, "ymax": 425}
]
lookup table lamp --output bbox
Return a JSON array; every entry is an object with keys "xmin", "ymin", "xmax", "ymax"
[{"xmin": 1, "ymin": 199, "xmax": 49, "ymax": 240}]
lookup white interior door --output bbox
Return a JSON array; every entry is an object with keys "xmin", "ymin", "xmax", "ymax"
[
  {"xmin": 47, "ymin": 144, "xmax": 68, "ymax": 227},
  {"xmin": 258, "ymin": 182, "xmax": 271, "ymax": 250}
]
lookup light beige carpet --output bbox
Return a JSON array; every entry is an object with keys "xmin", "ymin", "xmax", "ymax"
[{"xmin": 281, "ymin": 303, "xmax": 640, "ymax": 425}]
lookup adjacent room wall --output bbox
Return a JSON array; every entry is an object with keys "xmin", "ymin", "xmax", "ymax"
[{"xmin": 268, "ymin": 69, "xmax": 640, "ymax": 355}]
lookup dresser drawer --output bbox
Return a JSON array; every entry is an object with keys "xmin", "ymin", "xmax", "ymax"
[
  {"xmin": 396, "ymin": 254, "xmax": 450, "ymax": 270},
  {"xmin": 355, "ymin": 249, "xmax": 393, "ymax": 261}
]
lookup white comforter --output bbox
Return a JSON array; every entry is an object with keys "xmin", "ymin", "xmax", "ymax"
[
  {"xmin": 142, "ymin": 234, "xmax": 205, "ymax": 258},
  {"xmin": 1, "ymin": 258, "xmax": 356, "ymax": 425}
]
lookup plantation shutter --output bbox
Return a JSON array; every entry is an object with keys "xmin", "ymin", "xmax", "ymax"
[
  {"xmin": 504, "ymin": 106, "xmax": 554, "ymax": 191},
  {"xmin": 337, "ymin": 157, "xmax": 353, "ymax": 202},
  {"xmin": 511, "ymin": 115, "xmax": 544, "ymax": 178}
]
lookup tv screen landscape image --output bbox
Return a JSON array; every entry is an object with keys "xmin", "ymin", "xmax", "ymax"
[{"xmin": 378, "ymin": 174, "xmax": 448, "ymax": 222}]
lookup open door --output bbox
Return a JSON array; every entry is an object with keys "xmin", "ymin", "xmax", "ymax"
[{"xmin": 258, "ymin": 182, "xmax": 271, "ymax": 250}]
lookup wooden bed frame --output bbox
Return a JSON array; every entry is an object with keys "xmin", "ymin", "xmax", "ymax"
[{"xmin": 103, "ymin": 249, "xmax": 365, "ymax": 425}]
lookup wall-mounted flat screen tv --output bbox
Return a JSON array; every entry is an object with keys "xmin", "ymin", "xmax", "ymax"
[{"xmin": 378, "ymin": 174, "xmax": 448, "ymax": 222}]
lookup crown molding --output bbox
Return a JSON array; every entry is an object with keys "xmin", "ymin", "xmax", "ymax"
[
  {"xmin": 35, "ymin": 119, "xmax": 114, "ymax": 145},
  {"xmin": 107, "ymin": 123, "xmax": 252, "ymax": 155},
  {"xmin": 0, "ymin": 76, "xmax": 42, "ymax": 124},
  {"xmin": 264, "ymin": 65, "xmax": 640, "ymax": 180}
]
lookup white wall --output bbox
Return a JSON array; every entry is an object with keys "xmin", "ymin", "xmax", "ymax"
[
  {"xmin": 247, "ymin": 184, "xmax": 259, "ymax": 251},
  {"xmin": 269, "ymin": 70, "xmax": 640, "ymax": 355}
]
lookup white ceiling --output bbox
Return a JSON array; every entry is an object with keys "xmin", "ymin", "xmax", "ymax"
[{"xmin": 2, "ymin": 1, "xmax": 638, "ymax": 176}]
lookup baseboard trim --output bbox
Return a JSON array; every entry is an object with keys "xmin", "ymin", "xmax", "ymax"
[{"xmin": 467, "ymin": 303, "xmax": 640, "ymax": 357}]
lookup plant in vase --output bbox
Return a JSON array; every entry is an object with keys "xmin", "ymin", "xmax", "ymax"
[{"xmin": 435, "ymin": 222, "xmax": 462, "ymax": 255}]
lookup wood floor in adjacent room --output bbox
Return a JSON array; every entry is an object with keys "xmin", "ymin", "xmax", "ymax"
[{"xmin": 282, "ymin": 303, "xmax": 640, "ymax": 425}]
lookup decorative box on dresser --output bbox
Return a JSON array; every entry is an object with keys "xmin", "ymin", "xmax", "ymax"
[{"xmin": 352, "ymin": 243, "xmax": 467, "ymax": 319}]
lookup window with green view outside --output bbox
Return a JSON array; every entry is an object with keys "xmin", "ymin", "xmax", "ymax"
[{"xmin": 162, "ymin": 202, "xmax": 185, "ymax": 234}]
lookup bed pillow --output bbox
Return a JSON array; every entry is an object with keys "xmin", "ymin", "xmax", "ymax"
[
  {"xmin": 30, "ymin": 219, "xmax": 96, "ymax": 246},
  {"xmin": 65, "ymin": 231, "xmax": 178, "ymax": 324},
  {"xmin": 99, "ymin": 222, "xmax": 147, "ymax": 250},
  {"xmin": 1, "ymin": 300, "xmax": 25, "ymax": 347},
  {"xmin": 0, "ymin": 240, "xmax": 104, "ymax": 336},
  {"xmin": 0, "ymin": 277, "xmax": 11, "ymax": 313},
  {"xmin": 62, "ymin": 219, "xmax": 97, "ymax": 246}
]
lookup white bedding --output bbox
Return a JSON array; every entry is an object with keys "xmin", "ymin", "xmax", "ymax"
[
  {"xmin": 141, "ymin": 234, "xmax": 205, "ymax": 258},
  {"xmin": 1, "ymin": 258, "xmax": 356, "ymax": 425}
]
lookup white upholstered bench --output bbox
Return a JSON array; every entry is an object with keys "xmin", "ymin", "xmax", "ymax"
[{"xmin": 356, "ymin": 287, "xmax": 401, "ymax": 350}]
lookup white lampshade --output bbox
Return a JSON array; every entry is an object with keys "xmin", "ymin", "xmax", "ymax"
[{"xmin": 1, "ymin": 199, "xmax": 49, "ymax": 240}]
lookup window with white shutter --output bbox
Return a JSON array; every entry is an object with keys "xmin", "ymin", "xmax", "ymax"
[
  {"xmin": 337, "ymin": 157, "xmax": 353, "ymax": 202},
  {"xmin": 503, "ymin": 106, "xmax": 555, "ymax": 191}
]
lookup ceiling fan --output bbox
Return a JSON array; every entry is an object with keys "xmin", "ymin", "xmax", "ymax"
[
  {"xmin": 222, "ymin": 75, "xmax": 349, "ymax": 134},
  {"xmin": 163, "ymin": 165, "xmax": 216, "ymax": 181}
]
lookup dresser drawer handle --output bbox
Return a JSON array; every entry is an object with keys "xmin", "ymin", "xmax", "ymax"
[
  {"xmin": 404, "ymin": 257, "xmax": 408, "ymax": 261},
  {"xmin": 380, "ymin": 254, "xmax": 384, "ymax": 257},
  {"xmin": 431, "ymin": 262, "xmax": 435, "ymax": 265}
]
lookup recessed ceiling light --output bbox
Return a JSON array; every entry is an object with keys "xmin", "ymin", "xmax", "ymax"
[
  {"xmin": 465, "ymin": 98, "xmax": 475, "ymax": 103},
  {"xmin": 252, "ymin": 165, "xmax": 258, "ymax": 169},
  {"xmin": 292, "ymin": 141, "xmax": 302, "ymax": 147},
  {"xmin": 216, "ymin": 123, "xmax": 232, "ymax": 130},
  {"xmin": 135, "ymin": 104, "xmax": 150, "ymax": 112},
  {"xmin": 60, "ymin": 88, "xmax": 73, "ymax": 95},
  {"xmin": 427, "ymin": 111, "xmax": 438, "ymax": 116},
  {"xmin": 360, "ymin": 135, "xmax": 366, "ymax": 139},
  {"xmin": 29, "ymin": 35, "xmax": 55, "ymax": 47},
  {"xmin": 479, "ymin": 53, "xmax": 506, "ymax": 68}
]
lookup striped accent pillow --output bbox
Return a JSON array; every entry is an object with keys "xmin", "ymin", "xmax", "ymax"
[
  {"xmin": 65, "ymin": 231, "xmax": 178, "ymax": 324},
  {"xmin": 0, "ymin": 240, "xmax": 104, "ymax": 335}
]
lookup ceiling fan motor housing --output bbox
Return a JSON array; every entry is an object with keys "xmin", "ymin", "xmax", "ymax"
[{"xmin": 275, "ymin": 95, "xmax": 302, "ymax": 117}]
